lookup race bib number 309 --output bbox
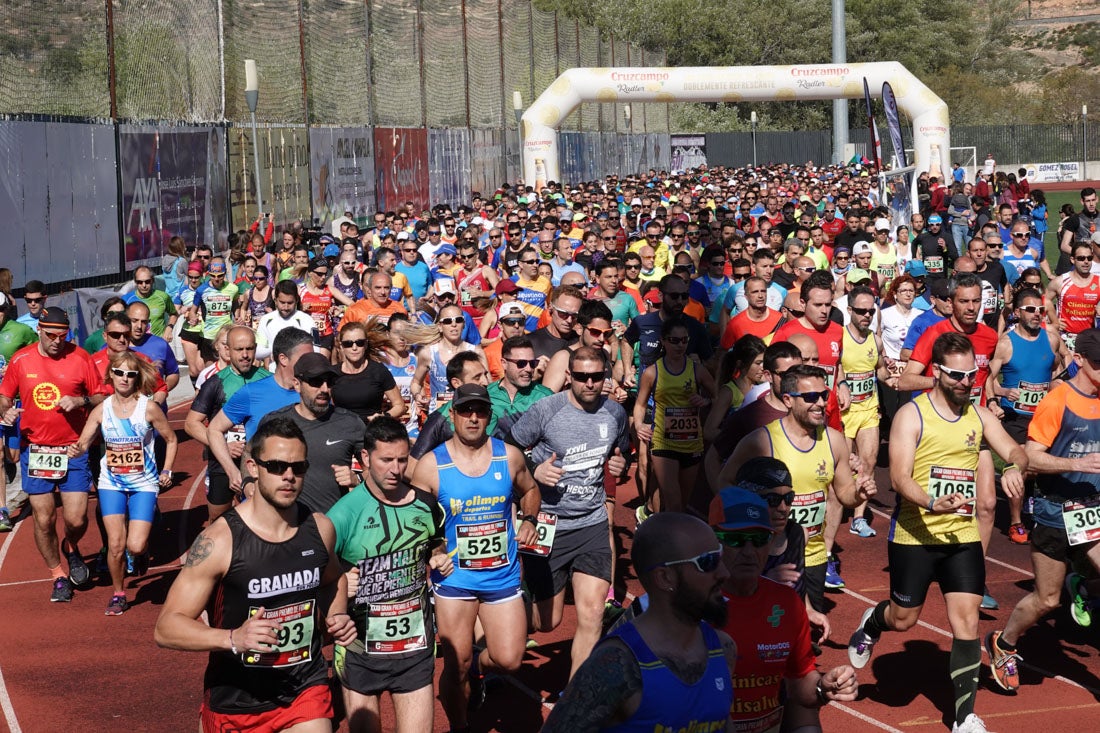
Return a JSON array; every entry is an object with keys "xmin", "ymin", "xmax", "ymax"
[{"xmin": 1063, "ymin": 494, "xmax": 1100, "ymax": 546}]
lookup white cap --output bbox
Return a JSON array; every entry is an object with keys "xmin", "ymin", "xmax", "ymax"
[
  {"xmin": 874, "ymin": 218, "xmax": 891, "ymax": 232},
  {"xmin": 396, "ymin": 231, "xmax": 410, "ymax": 241},
  {"xmin": 433, "ymin": 279, "xmax": 457, "ymax": 297},
  {"xmin": 499, "ymin": 302, "xmax": 526, "ymax": 319},
  {"xmin": 852, "ymin": 241, "xmax": 873, "ymax": 256},
  {"xmin": 630, "ymin": 197, "xmax": 643, "ymax": 206}
]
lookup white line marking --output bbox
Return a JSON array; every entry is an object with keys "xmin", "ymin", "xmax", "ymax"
[
  {"xmin": 831, "ymin": 701, "xmax": 904, "ymax": 732},
  {"xmin": 840, "ymin": 588, "xmax": 1100, "ymax": 695},
  {"xmin": 0, "ymin": 518, "xmax": 22, "ymax": 733}
]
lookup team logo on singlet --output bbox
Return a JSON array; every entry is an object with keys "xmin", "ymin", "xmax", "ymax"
[
  {"xmin": 32, "ymin": 382, "xmax": 61, "ymax": 410},
  {"xmin": 965, "ymin": 430, "xmax": 976, "ymax": 449},
  {"xmin": 815, "ymin": 460, "xmax": 827, "ymax": 478}
]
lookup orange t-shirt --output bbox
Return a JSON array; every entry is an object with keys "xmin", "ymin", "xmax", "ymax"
[
  {"xmin": 344, "ymin": 298, "xmax": 407, "ymax": 327},
  {"xmin": 721, "ymin": 308, "xmax": 782, "ymax": 349}
]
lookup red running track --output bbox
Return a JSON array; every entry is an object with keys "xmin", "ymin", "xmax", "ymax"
[{"xmin": 0, "ymin": 405, "xmax": 1098, "ymax": 732}]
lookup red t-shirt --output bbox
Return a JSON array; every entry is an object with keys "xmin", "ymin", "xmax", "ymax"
[
  {"xmin": 91, "ymin": 349, "xmax": 168, "ymax": 396},
  {"xmin": 773, "ymin": 319, "xmax": 844, "ymax": 383},
  {"xmin": 0, "ymin": 343, "xmax": 106, "ymax": 447},
  {"xmin": 819, "ymin": 217, "xmax": 845, "ymax": 245},
  {"xmin": 909, "ymin": 318, "xmax": 999, "ymax": 406},
  {"xmin": 721, "ymin": 309, "xmax": 782, "ymax": 349},
  {"xmin": 721, "ymin": 579, "xmax": 816, "ymax": 731}
]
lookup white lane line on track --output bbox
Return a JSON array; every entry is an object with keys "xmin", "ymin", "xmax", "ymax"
[
  {"xmin": 830, "ymin": 701, "xmax": 904, "ymax": 732},
  {"xmin": 866, "ymin": 506, "xmax": 1034, "ymax": 577},
  {"xmin": 840, "ymin": 588, "xmax": 1100, "ymax": 696},
  {"xmin": 0, "ymin": 517, "xmax": 24, "ymax": 733},
  {"xmin": 176, "ymin": 469, "xmax": 207, "ymax": 564}
]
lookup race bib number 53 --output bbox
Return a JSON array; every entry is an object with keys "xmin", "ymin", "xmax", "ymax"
[{"xmin": 366, "ymin": 597, "xmax": 428, "ymax": 654}]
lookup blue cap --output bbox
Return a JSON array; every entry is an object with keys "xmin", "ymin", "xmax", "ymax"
[
  {"xmin": 436, "ymin": 244, "xmax": 458, "ymax": 257},
  {"xmin": 707, "ymin": 487, "xmax": 773, "ymax": 532},
  {"xmin": 905, "ymin": 260, "xmax": 929, "ymax": 277},
  {"xmin": 927, "ymin": 214, "xmax": 943, "ymax": 225},
  {"xmin": 322, "ymin": 244, "xmax": 340, "ymax": 257}
]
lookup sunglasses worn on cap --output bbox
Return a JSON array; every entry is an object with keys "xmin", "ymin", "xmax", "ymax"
[
  {"xmin": 571, "ymin": 370, "xmax": 606, "ymax": 383},
  {"xmin": 341, "ymin": 338, "xmax": 367, "ymax": 348},
  {"xmin": 715, "ymin": 529, "xmax": 773, "ymax": 548},
  {"xmin": 648, "ymin": 549, "xmax": 723, "ymax": 573},
  {"xmin": 110, "ymin": 368, "xmax": 139, "ymax": 379},
  {"xmin": 254, "ymin": 458, "xmax": 310, "ymax": 476},
  {"xmin": 505, "ymin": 357, "xmax": 539, "ymax": 369},
  {"xmin": 454, "ymin": 403, "xmax": 491, "ymax": 418},
  {"xmin": 786, "ymin": 389, "xmax": 829, "ymax": 403},
  {"xmin": 936, "ymin": 364, "xmax": 978, "ymax": 382}
]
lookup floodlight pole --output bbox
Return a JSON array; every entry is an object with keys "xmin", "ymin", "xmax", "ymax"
[
  {"xmin": 245, "ymin": 59, "xmax": 264, "ymax": 218},
  {"xmin": 751, "ymin": 111, "xmax": 758, "ymax": 168}
]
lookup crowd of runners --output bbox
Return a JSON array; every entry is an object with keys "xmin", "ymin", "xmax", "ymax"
[{"xmin": 1, "ymin": 159, "xmax": 1099, "ymax": 733}]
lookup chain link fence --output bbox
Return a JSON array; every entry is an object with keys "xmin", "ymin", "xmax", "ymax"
[{"xmin": 1, "ymin": 0, "xmax": 667, "ymax": 134}]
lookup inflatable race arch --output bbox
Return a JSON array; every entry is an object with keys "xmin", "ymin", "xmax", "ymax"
[{"xmin": 521, "ymin": 62, "xmax": 949, "ymax": 185}]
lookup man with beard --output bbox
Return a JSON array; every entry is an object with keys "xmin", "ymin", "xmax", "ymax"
[
  {"xmin": 987, "ymin": 289, "xmax": 1067, "ymax": 545},
  {"xmin": 849, "ymin": 333, "xmax": 1026, "ymax": 733},
  {"xmin": 712, "ymin": 487, "xmax": 858, "ymax": 732},
  {"xmin": 719, "ymin": 365, "xmax": 875, "ymax": 627},
  {"xmin": 258, "ymin": 353, "xmax": 365, "ymax": 514},
  {"xmin": 900, "ymin": 273, "xmax": 1002, "ymax": 609},
  {"xmin": 543, "ymin": 512, "xmax": 736, "ymax": 732},
  {"xmin": 966, "ymin": 237, "xmax": 1009, "ymax": 330},
  {"xmin": 509, "ymin": 347, "xmax": 629, "ymax": 681},
  {"xmin": 774, "ymin": 271, "xmax": 850, "ymax": 410},
  {"xmin": 154, "ymin": 418, "xmax": 356, "ymax": 732}
]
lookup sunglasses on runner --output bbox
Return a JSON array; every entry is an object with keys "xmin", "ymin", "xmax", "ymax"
[
  {"xmin": 340, "ymin": 338, "xmax": 367, "ymax": 348},
  {"xmin": 438, "ymin": 317, "xmax": 465, "ymax": 326},
  {"xmin": 105, "ymin": 331, "xmax": 131, "ymax": 340},
  {"xmin": 254, "ymin": 458, "xmax": 310, "ymax": 476},
  {"xmin": 454, "ymin": 403, "xmax": 491, "ymax": 418},
  {"xmin": 110, "ymin": 368, "xmax": 139, "ymax": 379},
  {"xmin": 1017, "ymin": 305, "xmax": 1043, "ymax": 314},
  {"xmin": 786, "ymin": 389, "xmax": 829, "ymax": 403},
  {"xmin": 762, "ymin": 491, "xmax": 797, "ymax": 508},
  {"xmin": 936, "ymin": 364, "xmax": 978, "ymax": 382},
  {"xmin": 504, "ymin": 357, "xmax": 539, "ymax": 369},
  {"xmin": 570, "ymin": 370, "xmax": 606, "ymax": 384},
  {"xmin": 647, "ymin": 549, "xmax": 723, "ymax": 573},
  {"xmin": 851, "ymin": 306, "xmax": 876, "ymax": 316},
  {"xmin": 302, "ymin": 375, "xmax": 336, "ymax": 388},
  {"xmin": 715, "ymin": 530, "xmax": 773, "ymax": 548}
]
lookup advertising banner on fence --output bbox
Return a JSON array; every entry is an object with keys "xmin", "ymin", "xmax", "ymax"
[
  {"xmin": 229, "ymin": 125, "xmax": 311, "ymax": 232},
  {"xmin": 1027, "ymin": 162, "xmax": 1082, "ymax": 183},
  {"xmin": 309, "ymin": 126, "xmax": 376, "ymax": 229},
  {"xmin": 374, "ymin": 127, "xmax": 429, "ymax": 213},
  {"xmin": 119, "ymin": 125, "xmax": 225, "ymax": 270},
  {"xmin": 429, "ymin": 128, "xmax": 471, "ymax": 208},
  {"xmin": 471, "ymin": 128, "xmax": 506, "ymax": 196},
  {"xmin": 671, "ymin": 135, "xmax": 707, "ymax": 170}
]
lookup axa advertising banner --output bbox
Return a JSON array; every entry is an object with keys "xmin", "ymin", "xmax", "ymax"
[
  {"xmin": 428, "ymin": 128, "xmax": 471, "ymax": 208},
  {"xmin": 373, "ymin": 127, "xmax": 429, "ymax": 213},
  {"xmin": 119, "ymin": 125, "xmax": 226, "ymax": 270},
  {"xmin": 228, "ymin": 125, "xmax": 311, "ymax": 232},
  {"xmin": 309, "ymin": 126, "xmax": 377, "ymax": 228}
]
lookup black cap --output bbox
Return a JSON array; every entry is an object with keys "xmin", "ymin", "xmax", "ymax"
[
  {"xmin": 735, "ymin": 456, "xmax": 793, "ymax": 493},
  {"xmin": 38, "ymin": 306, "xmax": 70, "ymax": 329},
  {"xmin": 307, "ymin": 257, "xmax": 329, "ymax": 272},
  {"xmin": 929, "ymin": 279, "xmax": 950, "ymax": 300},
  {"xmin": 293, "ymin": 352, "xmax": 338, "ymax": 380},
  {"xmin": 452, "ymin": 384, "xmax": 491, "ymax": 409},
  {"xmin": 1076, "ymin": 328, "xmax": 1100, "ymax": 361}
]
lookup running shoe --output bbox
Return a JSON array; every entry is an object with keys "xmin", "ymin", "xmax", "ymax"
[
  {"xmin": 824, "ymin": 555, "xmax": 845, "ymax": 589},
  {"xmin": 848, "ymin": 607, "xmax": 879, "ymax": 668},
  {"xmin": 67, "ymin": 551, "xmax": 91, "ymax": 586},
  {"xmin": 951, "ymin": 713, "xmax": 993, "ymax": 733},
  {"xmin": 105, "ymin": 595, "xmax": 130, "ymax": 616},
  {"xmin": 849, "ymin": 517, "xmax": 876, "ymax": 538},
  {"xmin": 984, "ymin": 630, "xmax": 1021, "ymax": 692},
  {"xmin": 980, "ymin": 587, "xmax": 999, "ymax": 611},
  {"xmin": 634, "ymin": 504, "xmax": 652, "ymax": 527},
  {"xmin": 50, "ymin": 577, "xmax": 73, "ymax": 603},
  {"xmin": 1007, "ymin": 523, "xmax": 1029, "ymax": 545},
  {"xmin": 0, "ymin": 507, "xmax": 11, "ymax": 532},
  {"xmin": 94, "ymin": 547, "xmax": 109, "ymax": 575},
  {"xmin": 1065, "ymin": 572, "xmax": 1092, "ymax": 627}
]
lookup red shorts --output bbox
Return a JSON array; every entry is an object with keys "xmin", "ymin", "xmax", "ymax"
[{"xmin": 201, "ymin": 684, "xmax": 333, "ymax": 733}]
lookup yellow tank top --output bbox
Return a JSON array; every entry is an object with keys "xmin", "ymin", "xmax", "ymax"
[
  {"xmin": 870, "ymin": 244, "xmax": 898, "ymax": 281},
  {"xmin": 764, "ymin": 420, "xmax": 835, "ymax": 566},
  {"xmin": 652, "ymin": 358, "xmax": 703, "ymax": 455},
  {"xmin": 889, "ymin": 393, "xmax": 982, "ymax": 546},
  {"xmin": 841, "ymin": 325, "xmax": 879, "ymax": 412}
]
